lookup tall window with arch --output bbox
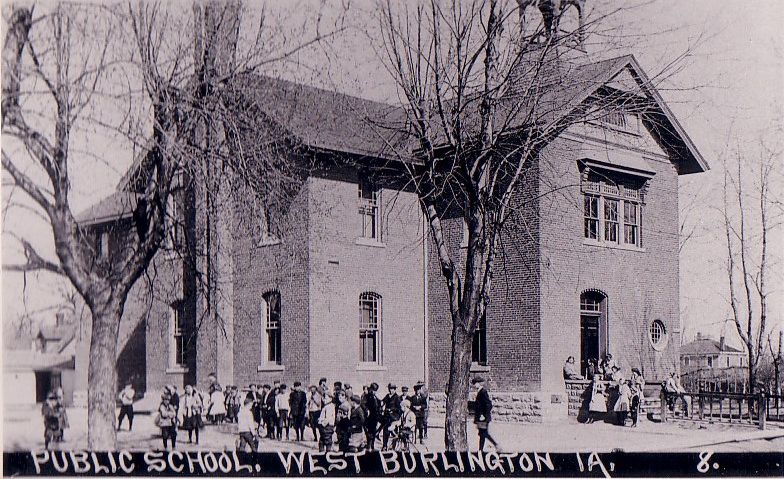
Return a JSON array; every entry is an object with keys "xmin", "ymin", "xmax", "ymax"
[
  {"xmin": 261, "ymin": 291, "xmax": 282, "ymax": 365},
  {"xmin": 359, "ymin": 292, "xmax": 382, "ymax": 364},
  {"xmin": 579, "ymin": 290, "xmax": 608, "ymax": 377}
]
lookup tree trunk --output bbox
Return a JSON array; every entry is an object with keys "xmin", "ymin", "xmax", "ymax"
[
  {"xmin": 444, "ymin": 320, "xmax": 473, "ymax": 451},
  {"xmin": 87, "ymin": 300, "xmax": 122, "ymax": 450}
]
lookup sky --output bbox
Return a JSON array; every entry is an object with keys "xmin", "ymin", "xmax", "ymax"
[{"xmin": 2, "ymin": 0, "xmax": 782, "ymax": 351}]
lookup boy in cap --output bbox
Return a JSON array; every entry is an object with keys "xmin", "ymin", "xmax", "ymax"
[{"xmin": 381, "ymin": 383, "xmax": 402, "ymax": 450}]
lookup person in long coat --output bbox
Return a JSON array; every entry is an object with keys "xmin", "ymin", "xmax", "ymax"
[
  {"xmin": 472, "ymin": 377, "xmax": 499, "ymax": 451},
  {"xmin": 586, "ymin": 378, "xmax": 607, "ymax": 424}
]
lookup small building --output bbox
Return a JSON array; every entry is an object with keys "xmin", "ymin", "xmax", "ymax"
[
  {"xmin": 681, "ymin": 333, "xmax": 747, "ymax": 373},
  {"xmin": 2, "ymin": 313, "xmax": 77, "ymax": 406}
]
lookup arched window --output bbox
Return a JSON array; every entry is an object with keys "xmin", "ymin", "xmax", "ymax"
[
  {"xmin": 359, "ymin": 292, "xmax": 382, "ymax": 364},
  {"xmin": 262, "ymin": 291, "xmax": 282, "ymax": 365},
  {"xmin": 579, "ymin": 290, "xmax": 608, "ymax": 377}
]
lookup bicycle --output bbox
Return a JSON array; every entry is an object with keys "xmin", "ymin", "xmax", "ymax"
[{"xmin": 387, "ymin": 423, "xmax": 418, "ymax": 452}]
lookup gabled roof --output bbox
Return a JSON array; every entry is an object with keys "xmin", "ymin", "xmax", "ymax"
[
  {"xmin": 499, "ymin": 54, "xmax": 708, "ymax": 174},
  {"xmin": 229, "ymin": 75, "xmax": 412, "ymax": 161},
  {"xmin": 77, "ymin": 53, "xmax": 707, "ymax": 224},
  {"xmin": 681, "ymin": 338, "xmax": 744, "ymax": 355},
  {"xmin": 37, "ymin": 323, "xmax": 77, "ymax": 354},
  {"xmin": 74, "ymin": 190, "xmax": 139, "ymax": 225}
]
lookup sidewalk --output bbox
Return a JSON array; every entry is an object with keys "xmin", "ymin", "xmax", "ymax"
[{"xmin": 5, "ymin": 405, "xmax": 783, "ymax": 452}]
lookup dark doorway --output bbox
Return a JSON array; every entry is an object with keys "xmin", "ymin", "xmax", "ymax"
[
  {"xmin": 580, "ymin": 316, "xmax": 599, "ymax": 376},
  {"xmin": 34, "ymin": 371, "xmax": 52, "ymax": 403},
  {"xmin": 580, "ymin": 291, "xmax": 608, "ymax": 376}
]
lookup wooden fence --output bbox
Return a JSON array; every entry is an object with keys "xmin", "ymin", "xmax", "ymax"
[{"xmin": 659, "ymin": 389, "xmax": 782, "ymax": 430}]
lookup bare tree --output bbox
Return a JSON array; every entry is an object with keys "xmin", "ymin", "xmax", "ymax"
[
  {"xmin": 2, "ymin": 0, "xmax": 344, "ymax": 449},
  {"xmin": 371, "ymin": 0, "xmax": 678, "ymax": 449},
  {"xmin": 721, "ymin": 135, "xmax": 782, "ymax": 393}
]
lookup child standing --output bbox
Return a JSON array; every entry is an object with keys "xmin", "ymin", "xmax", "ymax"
[
  {"xmin": 318, "ymin": 394, "xmax": 336, "ymax": 452},
  {"xmin": 275, "ymin": 384, "xmax": 291, "ymax": 440},
  {"xmin": 236, "ymin": 396, "xmax": 259, "ymax": 452},
  {"xmin": 41, "ymin": 392, "xmax": 61, "ymax": 450},
  {"xmin": 157, "ymin": 394, "xmax": 178, "ymax": 450}
]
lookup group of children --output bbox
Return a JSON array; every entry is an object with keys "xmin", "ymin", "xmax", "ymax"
[
  {"xmin": 147, "ymin": 374, "xmax": 430, "ymax": 452},
  {"xmin": 581, "ymin": 353, "xmax": 646, "ymax": 427},
  {"xmin": 233, "ymin": 378, "xmax": 430, "ymax": 453}
]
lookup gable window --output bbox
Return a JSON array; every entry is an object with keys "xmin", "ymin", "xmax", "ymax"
[
  {"xmin": 707, "ymin": 356, "xmax": 713, "ymax": 368},
  {"xmin": 472, "ymin": 312, "xmax": 487, "ymax": 366},
  {"xmin": 594, "ymin": 107, "xmax": 641, "ymax": 135},
  {"xmin": 582, "ymin": 171, "xmax": 644, "ymax": 248},
  {"xmin": 359, "ymin": 292, "xmax": 382, "ymax": 364},
  {"xmin": 262, "ymin": 291, "xmax": 282, "ymax": 365},
  {"xmin": 358, "ymin": 179, "xmax": 380, "ymax": 241},
  {"xmin": 169, "ymin": 301, "xmax": 186, "ymax": 368}
]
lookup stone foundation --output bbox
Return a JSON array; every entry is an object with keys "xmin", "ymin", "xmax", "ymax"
[
  {"xmin": 565, "ymin": 380, "xmax": 592, "ymax": 416},
  {"xmin": 429, "ymin": 390, "xmax": 569, "ymax": 423}
]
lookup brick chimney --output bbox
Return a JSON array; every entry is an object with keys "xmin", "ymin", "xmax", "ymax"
[
  {"xmin": 719, "ymin": 335, "xmax": 725, "ymax": 351},
  {"xmin": 696, "ymin": 332, "xmax": 702, "ymax": 341}
]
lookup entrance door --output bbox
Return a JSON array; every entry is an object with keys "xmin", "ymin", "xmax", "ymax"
[
  {"xmin": 35, "ymin": 371, "xmax": 51, "ymax": 403},
  {"xmin": 580, "ymin": 315, "xmax": 600, "ymax": 376}
]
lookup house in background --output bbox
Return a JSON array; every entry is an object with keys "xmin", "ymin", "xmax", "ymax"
[
  {"xmin": 2, "ymin": 312, "xmax": 77, "ymax": 406},
  {"xmin": 681, "ymin": 332, "xmax": 747, "ymax": 373}
]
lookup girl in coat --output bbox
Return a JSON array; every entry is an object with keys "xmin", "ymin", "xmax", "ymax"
[
  {"xmin": 586, "ymin": 378, "xmax": 607, "ymax": 424},
  {"xmin": 208, "ymin": 385, "xmax": 227, "ymax": 424},
  {"xmin": 614, "ymin": 381, "xmax": 632, "ymax": 426},
  {"xmin": 181, "ymin": 385, "xmax": 204, "ymax": 444}
]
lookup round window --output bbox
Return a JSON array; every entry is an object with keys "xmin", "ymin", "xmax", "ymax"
[{"xmin": 649, "ymin": 320, "xmax": 667, "ymax": 351}]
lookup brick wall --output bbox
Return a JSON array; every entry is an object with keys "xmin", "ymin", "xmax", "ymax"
[
  {"xmin": 307, "ymin": 169, "xmax": 426, "ymax": 388},
  {"xmin": 426, "ymin": 158, "xmax": 542, "ymax": 393},
  {"xmin": 538, "ymin": 126, "xmax": 681, "ymax": 394},
  {"xmin": 231, "ymin": 177, "xmax": 311, "ymax": 387}
]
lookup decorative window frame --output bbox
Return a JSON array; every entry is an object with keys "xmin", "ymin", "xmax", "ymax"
[{"xmin": 581, "ymin": 165, "xmax": 648, "ymax": 251}]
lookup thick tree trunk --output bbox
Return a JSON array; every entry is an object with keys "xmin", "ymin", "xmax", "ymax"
[
  {"xmin": 444, "ymin": 320, "xmax": 473, "ymax": 451},
  {"xmin": 87, "ymin": 300, "xmax": 122, "ymax": 450}
]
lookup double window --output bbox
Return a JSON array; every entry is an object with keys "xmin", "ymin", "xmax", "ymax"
[
  {"xmin": 358, "ymin": 179, "xmax": 381, "ymax": 241},
  {"xmin": 262, "ymin": 291, "xmax": 282, "ymax": 365},
  {"xmin": 359, "ymin": 292, "xmax": 382, "ymax": 364},
  {"xmin": 583, "ymin": 174, "xmax": 643, "ymax": 247}
]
